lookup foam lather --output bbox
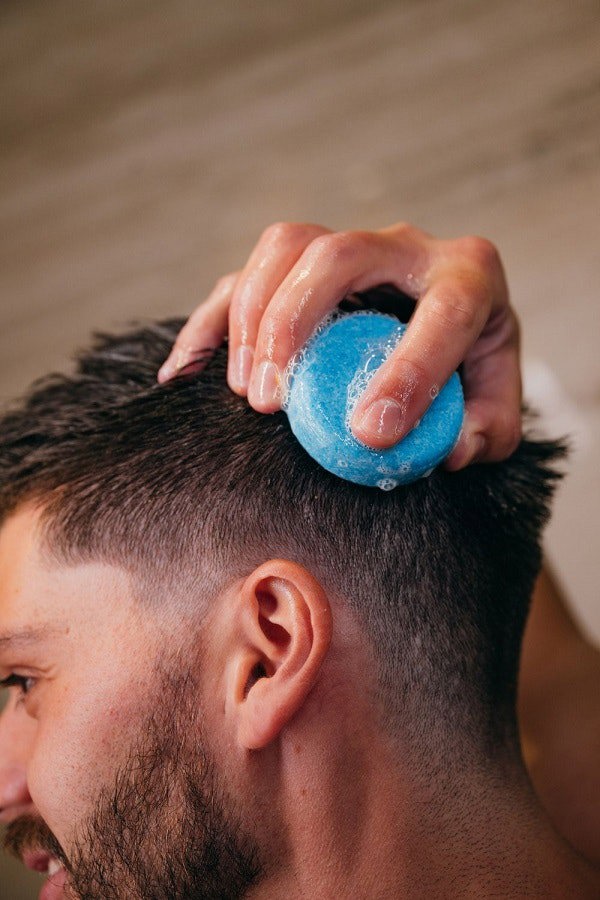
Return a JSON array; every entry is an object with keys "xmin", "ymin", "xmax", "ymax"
[{"xmin": 283, "ymin": 310, "xmax": 464, "ymax": 489}]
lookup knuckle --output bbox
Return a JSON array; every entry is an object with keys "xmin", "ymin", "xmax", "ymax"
[
  {"xmin": 386, "ymin": 220, "xmax": 413, "ymax": 240},
  {"xmin": 307, "ymin": 233, "xmax": 334, "ymax": 258},
  {"xmin": 458, "ymin": 235, "xmax": 501, "ymax": 272},
  {"xmin": 396, "ymin": 354, "xmax": 430, "ymax": 383},
  {"xmin": 429, "ymin": 291, "xmax": 478, "ymax": 334},
  {"xmin": 261, "ymin": 221, "xmax": 302, "ymax": 246},
  {"xmin": 215, "ymin": 271, "xmax": 238, "ymax": 291},
  {"xmin": 374, "ymin": 354, "xmax": 429, "ymax": 403},
  {"xmin": 308, "ymin": 229, "xmax": 368, "ymax": 265}
]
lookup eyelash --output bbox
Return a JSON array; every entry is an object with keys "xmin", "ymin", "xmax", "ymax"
[{"xmin": 0, "ymin": 674, "xmax": 36, "ymax": 700}]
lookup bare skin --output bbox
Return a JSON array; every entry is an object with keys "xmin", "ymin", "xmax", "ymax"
[
  {"xmin": 158, "ymin": 221, "xmax": 522, "ymax": 470},
  {"xmin": 1, "ymin": 223, "xmax": 597, "ymax": 896},
  {"xmin": 4, "ymin": 573, "xmax": 597, "ymax": 874},
  {"xmin": 0, "ymin": 507, "xmax": 598, "ymax": 899},
  {"xmin": 519, "ymin": 565, "xmax": 600, "ymax": 865},
  {"xmin": 156, "ymin": 220, "xmax": 600, "ymax": 864}
]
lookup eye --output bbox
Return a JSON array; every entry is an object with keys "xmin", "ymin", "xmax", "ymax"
[{"xmin": 0, "ymin": 673, "xmax": 37, "ymax": 701}]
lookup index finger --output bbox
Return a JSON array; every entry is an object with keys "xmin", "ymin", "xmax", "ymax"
[
  {"xmin": 247, "ymin": 227, "xmax": 432, "ymax": 411},
  {"xmin": 349, "ymin": 266, "xmax": 521, "ymax": 465}
]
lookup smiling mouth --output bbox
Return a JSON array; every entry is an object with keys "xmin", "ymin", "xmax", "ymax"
[{"xmin": 21, "ymin": 849, "xmax": 68, "ymax": 899}]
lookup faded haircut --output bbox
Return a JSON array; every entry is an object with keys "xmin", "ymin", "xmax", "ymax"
[{"xmin": 0, "ymin": 307, "xmax": 566, "ymax": 766}]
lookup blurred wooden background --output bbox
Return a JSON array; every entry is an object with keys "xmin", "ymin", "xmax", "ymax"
[{"xmin": 1, "ymin": 0, "xmax": 599, "ymax": 894}]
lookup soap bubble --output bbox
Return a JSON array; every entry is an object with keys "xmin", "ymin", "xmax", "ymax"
[
  {"xmin": 283, "ymin": 308, "xmax": 403, "ymax": 414},
  {"xmin": 343, "ymin": 318, "xmax": 405, "ymax": 431},
  {"xmin": 281, "ymin": 310, "xmax": 338, "ymax": 410},
  {"xmin": 283, "ymin": 307, "xmax": 463, "ymax": 489},
  {"xmin": 376, "ymin": 462, "xmax": 399, "ymax": 475},
  {"xmin": 376, "ymin": 478, "xmax": 399, "ymax": 491}
]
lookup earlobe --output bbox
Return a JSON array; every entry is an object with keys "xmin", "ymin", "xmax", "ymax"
[{"xmin": 229, "ymin": 561, "xmax": 332, "ymax": 751}]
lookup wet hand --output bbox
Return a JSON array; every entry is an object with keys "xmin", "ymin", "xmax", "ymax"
[{"xmin": 157, "ymin": 221, "xmax": 521, "ymax": 470}]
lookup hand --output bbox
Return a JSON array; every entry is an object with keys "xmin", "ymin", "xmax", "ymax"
[{"xmin": 157, "ymin": 221, "xmax": 521, "ymax": 470}]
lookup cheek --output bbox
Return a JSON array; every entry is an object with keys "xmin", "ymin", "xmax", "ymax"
[
  {"xmin": 27, "ymin": 690, "xmax": 138, "ymax": 848},
  {"xmin": 0, "ymin": 697, "xmax": 37, "ymax": 766}
]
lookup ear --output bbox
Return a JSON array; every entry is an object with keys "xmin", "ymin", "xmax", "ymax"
[{"xmin": 224, "ymin": 559, "xmax": 332, "ymax": 750}]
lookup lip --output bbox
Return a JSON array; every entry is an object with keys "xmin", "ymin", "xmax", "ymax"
[
  {"xmin": 22, "ymin": 848, "xmax": 53, "ymax": 873},
  {"xmin": 18, "ymin": 846, "xmax": 68, "ymax": 900},
  {"xmin": 40, "ymin": 866, "xmax": 68, "ymax": 900},
  {"xmin": 20, "ymin": 851, "xmax": 67, "ymax": 900}
]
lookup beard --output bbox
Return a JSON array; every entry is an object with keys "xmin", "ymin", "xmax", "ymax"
[{"xmin": 4, "ymin": 662, "xmax": 263, "ymax": 899}]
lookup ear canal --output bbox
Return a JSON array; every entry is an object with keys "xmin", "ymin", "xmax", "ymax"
[{"xmin": 244, "ymin": 662, "xmax": 269, "ymax": 698}]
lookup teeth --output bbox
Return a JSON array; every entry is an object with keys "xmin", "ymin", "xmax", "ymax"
[{"xmin": 47, "ymin": 859, "xmax": 63, "ymax": 876}]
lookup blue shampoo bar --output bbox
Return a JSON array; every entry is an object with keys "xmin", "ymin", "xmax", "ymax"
[{"xmin": 284, "ymin": 311, "xmax": 464, "ymax": 489}]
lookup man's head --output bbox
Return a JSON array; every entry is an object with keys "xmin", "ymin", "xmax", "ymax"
[{"xmin": 0, "ymin": 317, "xmax": 564, "ymax": 897}]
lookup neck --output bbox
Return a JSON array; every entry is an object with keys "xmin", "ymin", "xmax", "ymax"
[{"xmin": 248, "ymin": 730, "xmax": 599, "ymax": 900}]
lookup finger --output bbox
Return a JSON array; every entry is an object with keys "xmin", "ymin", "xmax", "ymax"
[
  {"xmin": 443, "ymin": 320, "xmax": 522, "ymax": 469},
  {"xmin": 348, "ymin": 269, "xmax": 496, "ymax": 447},
  {"xmin": 157, "ymin": 272, "xmax": 240, "ymax": 382},
  {"xmin": 226, "ymin": 222, "xmax": 331, "ymax": 395},
  {"xmin": 247, "ymin": 228, "xmax": 432, "ymax": 412}
]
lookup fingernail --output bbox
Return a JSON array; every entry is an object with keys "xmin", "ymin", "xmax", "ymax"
[
  {"xmin": 157, "ymin": 360, "xmax": 175, "ymax": 383},
  {"xmin": 230, "ymin": 345, "xmax": 254, "ymax": 391},
  {"xmin": 250, "ymin": 360, "xmax": 281, "ymax": 407},
  {"xmin": 158, "ymin": 355, "xmax": 184, "ymax": 383},
  {"xmin": 158, "ymin": 347, "xmax": 194, "ymax": 383},
  {"xmin": 353, "ymin": 398, "xmax": 405, "ymax": 443}
]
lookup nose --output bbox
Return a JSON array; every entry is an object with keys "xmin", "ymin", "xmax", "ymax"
[{"xmin": 0, "ymin": 693, "xmax": 36, "ymax": 823}]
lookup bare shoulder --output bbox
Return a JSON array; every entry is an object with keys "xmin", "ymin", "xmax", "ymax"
[{"xmin": 519, "ymin": 565, "xmax": 600, "ymax": 866}]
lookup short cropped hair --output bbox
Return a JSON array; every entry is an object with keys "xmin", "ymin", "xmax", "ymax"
[{"xmin": 0, "ymin": 308, "xmax": 565, "ymax": 768}]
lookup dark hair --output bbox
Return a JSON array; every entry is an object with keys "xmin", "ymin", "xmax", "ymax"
[{"xmin": 0, "ymin": 315, "xmax": 566, "ymax": 767}]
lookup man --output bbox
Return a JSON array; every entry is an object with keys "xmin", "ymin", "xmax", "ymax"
[
  {"xmin": 0, "ymin": 313, "xmax": 599, "ymax": 899},
  {"xmin": 1, "ymin": 220, "xmax": 599, "ymax": 899}
]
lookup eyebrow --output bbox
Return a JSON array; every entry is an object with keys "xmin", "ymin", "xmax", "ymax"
[{"xmin": 0, "ymin": 625, "xmax": 64, "ymax": 653}]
